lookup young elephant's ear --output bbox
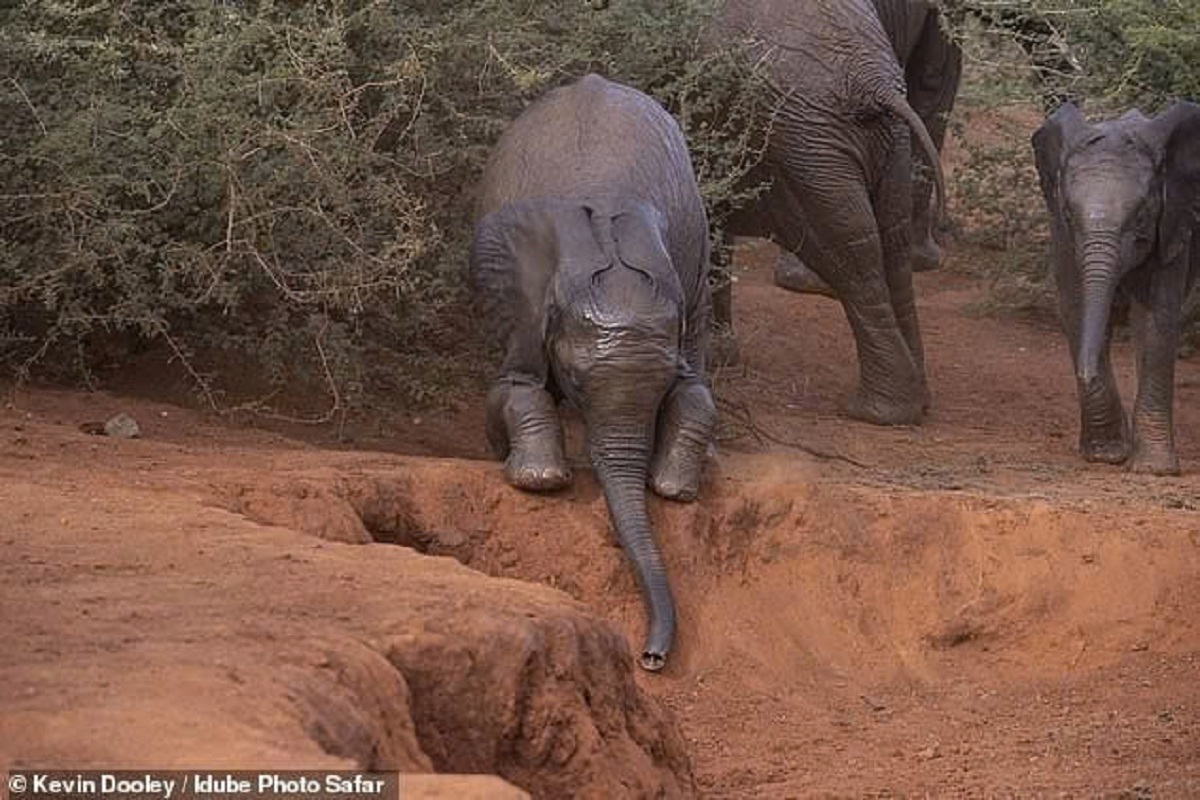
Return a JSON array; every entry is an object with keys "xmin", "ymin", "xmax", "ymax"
[
  {"xmin": 469, "ymin": 202, "xmax": 560, "ymax": 383},
  {"xmin": 1031, "ymin": 102, "xmax": 1088, "ymax": 208},
  {"xmin": 607, "ymin": 203, "xmax": 683, "ymax": 304},
  {"xmin": 1145, "ymin": 101, "xmax": 1200, "ymax": 269}
]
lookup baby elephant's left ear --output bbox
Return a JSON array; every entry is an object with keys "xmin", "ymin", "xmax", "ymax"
[
  {"xmin": 1148, "ymin": 102, "xmax": 1200, "ymax": 265},
  {"xmin": 611, "ymin": 204, "xmax": 672, "ymax": 275}
]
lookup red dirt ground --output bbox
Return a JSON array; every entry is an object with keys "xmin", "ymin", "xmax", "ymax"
[
  {"xmin": 3, "ymin": 232, "xmax": 1199, "ymax": 797},
  {"xmin": 4, "ymin": 102, "xmax": 1200, "ymax": 800}
]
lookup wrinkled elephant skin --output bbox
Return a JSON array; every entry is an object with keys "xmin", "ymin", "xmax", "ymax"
[
  {"xmin": 763, "ymin": 0, "xmax": 962, "ymax": 298},
  {"xmin": 711, "ymin": 0, "xmax": 950, "ymax": 425}
]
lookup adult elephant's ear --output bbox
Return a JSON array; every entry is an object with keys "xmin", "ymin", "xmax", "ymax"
[
  {"xmin": 1031, "ymin": 102, "xmax": 1088, "ymax": 209},
  {"xmin": 1145, "ymin": 101, "xmax": 1200, "ymax": 269},
  {"xmin": 469, "ymin": 201, "xmax": 561, "ymax": 383}
]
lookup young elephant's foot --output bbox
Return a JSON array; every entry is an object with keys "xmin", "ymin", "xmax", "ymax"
[
  {"xmin": 1127, "ymin": 446, "xmax": 1180, "ymax": 476},
  {"xmin": 844, "ymin": 387, "xmax": 924, "ymax": 426},
  {"xmin": 649, "ymin": 453, "xmax": 703, "ymax": 502},
  {"xmin": 650, "ymin": 381, "xmax": 717, "ymax": 501},
  {"xmin": 1079, "ymin": 416, "xmax": 1130, "ymax": 465},
  {"xmin": 1127, "ymin": 426, "xmax": 1179, "ymax": 475},
  {"xmin": 488, "ymin": 382, "xmax": 571, "ymax": 492},
  {"xmin": 1079, "ymin": 436, "xmax": 1130, "ymax": 466},
  {"xmin": 504, "ymin": 447, "xmax": 572, "ymax": 492}
]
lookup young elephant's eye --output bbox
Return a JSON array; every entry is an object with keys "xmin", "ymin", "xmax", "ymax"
[{"xmin": 1132, "ymin": 211, "xmax": 1156, "ymax": 245}]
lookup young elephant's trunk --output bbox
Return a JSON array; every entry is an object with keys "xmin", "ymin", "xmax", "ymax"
[
  {"xmin": 1076, "ymin": 233, "xmax": 1121, "ymax": 383},
  {"xmin": 592, "ymin": 438, "xmax": 675, "ymax": 672}
]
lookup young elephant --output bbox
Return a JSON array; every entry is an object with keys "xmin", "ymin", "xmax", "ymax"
[
  {"xmin": 1032, "ymin": 101, "xmax": 1200, "ymax": 474},
  {"xmin": 470, "ymin": 75, "xmax": 717, "ymax": 671}
]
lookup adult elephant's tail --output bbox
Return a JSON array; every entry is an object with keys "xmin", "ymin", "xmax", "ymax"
[{"xmin": 882, "ymin": 94, "xmax": 947, "ymax": 222}]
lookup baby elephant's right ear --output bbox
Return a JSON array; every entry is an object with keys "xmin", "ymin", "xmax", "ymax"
[{"xmin": 1032, "ymin": 102, "xmax": 1088, "ymax": 205}]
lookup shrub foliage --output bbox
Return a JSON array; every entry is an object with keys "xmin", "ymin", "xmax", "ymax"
[
  {"xmin": 951, "ymin": 0, "xmax": 1200, "ymax": 113},
  {"xmin": 0, "ymin": 0, "xmax": 769, "ymax": 413},
  {"xmin": 945, "ymin": 0, "xmax": 1199, "ymax": 320},
  {"xmin": 2, "ymin": 0, "xmax": 1194, "ymax": 410}
]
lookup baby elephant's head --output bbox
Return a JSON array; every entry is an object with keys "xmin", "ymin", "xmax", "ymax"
[{"xmin": 546, "ymin": 203, "xmax": 685, "ymax": 460}]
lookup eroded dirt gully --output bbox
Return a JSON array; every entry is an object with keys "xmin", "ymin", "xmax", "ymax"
[{"xmin": 3, "ymin": 242, "xmax": 1200, "ymax": 798}]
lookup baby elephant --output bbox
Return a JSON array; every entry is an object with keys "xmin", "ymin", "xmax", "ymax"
[
  {"xmin": 470, "ymin": 74, "xmax": 717, "ymax": 671},
  {"xmin": 1033, "ymin": 101, "xmax": 1200, "ymax": 474}
]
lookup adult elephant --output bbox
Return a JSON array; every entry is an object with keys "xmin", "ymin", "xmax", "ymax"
[
  {"xmin": 470, "ymin": 74, "xmax": 717, "ymax": 671},
  {"xmin": 770, "ymin": 0, "xmax": 962, "ymax": 299},
  {"xmin": 712, "ymin": 0, "xmax": 949, "ymax": 424},
  {"xmin": 1032, "ymin": 101, "xmax": 1200, "ymax": 475}
]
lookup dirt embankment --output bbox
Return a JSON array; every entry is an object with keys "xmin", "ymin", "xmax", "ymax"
[
  {"xmin": 2, "ymin": 234, "xmax": 1200, "ymax": 797},
  {"xmin": 0, "ymin": 427, "xmax": 695, "ymax": 798}
]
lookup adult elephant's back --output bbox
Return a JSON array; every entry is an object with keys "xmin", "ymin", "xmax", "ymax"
[{"xmin": 716, "ymin": 0, "xmax": 900, "ymax": 109}]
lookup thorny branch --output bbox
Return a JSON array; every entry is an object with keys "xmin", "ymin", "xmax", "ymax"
[{"xmin": 716, "ymin": 396, "xmax": 873, "ymax": 469}]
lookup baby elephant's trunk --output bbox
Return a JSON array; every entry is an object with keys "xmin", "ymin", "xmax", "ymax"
[{"xmin": 593, "ymin": 444, "xmax": 676, "ymax": 671}]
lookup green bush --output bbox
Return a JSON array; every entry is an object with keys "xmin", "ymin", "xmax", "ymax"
[
  {"xmin": 0, "ymin": 0, "xmax": 768, "ymax": 415},
  {"xmin": 1054, "ymin": 0, "xmax": 1200, "ymax": 112},
  {"xmin": 951, "ymin": 0, "xmax": 1200, "ymax": 113}
]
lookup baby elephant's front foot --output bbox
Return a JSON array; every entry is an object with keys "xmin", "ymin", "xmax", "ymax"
[
  {"xmin": 844, "ymin": 387, "xmax": 924, "ymax": 426},
  {"xmin": 1080, "ymin": 437, "xmax": 1130, "ymax": 466},
  {"xmin": 504, "ymin": 448, "xmax": 572, "ymax": 492},
  {"xmin": 649, "ymin": 380, "xmax": 716, "ymax": 502},
  {"xmin": 649, "ymin": 462, "xmax": 701, "ymax": 502},
  {"xmin": 1079, "ymin": 417, "xmax": 1130, "ymax": 466},
  {"xmin": 488, "ymin": 382, "xmax": 571, "ymax": 492}
]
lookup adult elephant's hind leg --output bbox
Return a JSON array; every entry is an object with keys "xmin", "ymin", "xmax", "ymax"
[
  {"xmin": 906, "ymin": 7, "xmax": 961, "ymax": 273},
  {"xmin": 774, "ymin": 247, "xmax": 837, "ymax": 298},
  {"xmin": 879, "ymin": 221, "xmax": 927, "ymax": 410},
  {"xmin": 486, "ymin": 381, "xmax": 572, "ymax": 491},
  {"xmin": 784, "ymin": 168, "xmax": 925, "ymax": 425}
]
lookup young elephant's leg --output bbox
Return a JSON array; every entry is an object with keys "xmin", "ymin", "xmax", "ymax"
[
  {"xmin": 649, "ymin": 378, "xmax": 717, "ymax": 501},
  {"xmin": 1128, "ymin": 276, "xmax": 1185, "ymax": 475},
  {"xmin": 486, "ymin": 380, "xmax": 571, "ymax": 491},
  {"xmin": 1054, "ymin": 261, "xmax": 1129, "ymax": 463},
  {"xmin": 1074, "ymin": 342, "xmax": 1130, "ymax": 464}
]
